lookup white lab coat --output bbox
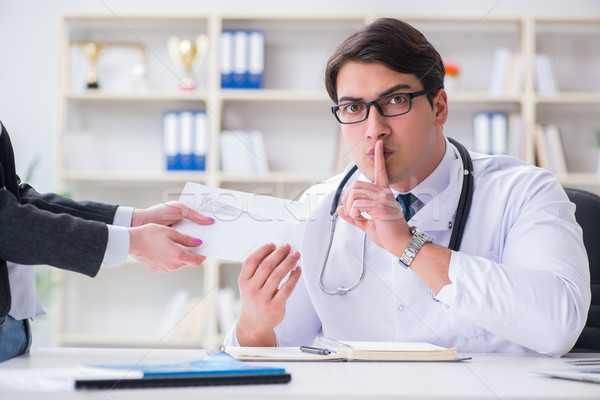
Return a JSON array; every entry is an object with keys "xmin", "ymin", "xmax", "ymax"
[{"xmin": 225, "ymin": 138, "xmax": 590, "ymax": 356}]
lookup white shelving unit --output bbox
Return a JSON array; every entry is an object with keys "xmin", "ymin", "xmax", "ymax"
[{"xmin": 52, "ymin": 13, "xmax": 600, "ymax": 349}]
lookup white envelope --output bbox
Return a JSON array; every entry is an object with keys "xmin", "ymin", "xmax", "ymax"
[{"xmin": 173, "ymin": 182, "xmax": 309, "ymax": 262}]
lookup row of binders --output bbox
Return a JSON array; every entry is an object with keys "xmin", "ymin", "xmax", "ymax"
[
  {"xmin": 221, "ymin": 30, "xmax": 265, "ymax": 89},
  {"xmin": 472, "ymin": 111, "xmax": 524, "ymax": 158},
  {"xmin": 473, "ymin": 112, "xmax": 569, "ymax": 176},
  {"xmin": 163, "ymin": 110, "xmax": 208, "ymax": 171}
]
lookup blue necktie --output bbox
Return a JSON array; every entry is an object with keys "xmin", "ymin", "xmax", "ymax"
[{"xmin": 396, "ymin": 193, "xmax": 417, "ymax": 222}]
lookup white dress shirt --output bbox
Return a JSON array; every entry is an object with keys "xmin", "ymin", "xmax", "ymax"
[{"xmin": 224, "ymin": 137, "xmax": 590, "ymax": 356}]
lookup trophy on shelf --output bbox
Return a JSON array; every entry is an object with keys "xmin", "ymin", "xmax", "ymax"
[
  {"xmin": 82, "ymin": 42, "xmax": 102, "ymax": 89},
  {"xmin": 167, "ymin": 35, "xmax": 209, "ymax": 90}
]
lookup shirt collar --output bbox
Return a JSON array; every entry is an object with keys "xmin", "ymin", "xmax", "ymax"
[{"xmin": 355, "ymin": 137, "xmax": 462, "ymax": 229}]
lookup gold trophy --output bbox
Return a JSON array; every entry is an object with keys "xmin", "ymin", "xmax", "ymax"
[
  {"xmin": 82, "ymin": 42, "xmax": 102, "ymax": 89},
  {"xmin": 168, "ymin": 35, "xmax": 209, "ymax": 90}
]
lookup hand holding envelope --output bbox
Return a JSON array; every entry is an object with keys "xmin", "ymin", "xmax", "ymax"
[{"xmin": 173, "ymin": 182, "xmax": 310, "ymax": 262}]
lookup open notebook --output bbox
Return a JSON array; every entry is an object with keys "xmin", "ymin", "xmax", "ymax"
[{"xmin": 221, "ymin": 337, "xmax": 460, "ymax": 362}]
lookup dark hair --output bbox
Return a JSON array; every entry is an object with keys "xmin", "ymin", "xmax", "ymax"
[{"xmin": 325, "ymin": 18, "xmax": 445, "ymax": 106}]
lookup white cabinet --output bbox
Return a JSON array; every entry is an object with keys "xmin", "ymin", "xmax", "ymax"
[{"xmin": 53, "ymin": 13, "xmax": 600, "ymax": 349}]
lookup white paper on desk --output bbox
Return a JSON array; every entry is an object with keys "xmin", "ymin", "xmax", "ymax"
[
  {"xmin": 174, "ymin": 182, "xmax": 310, "ymax": 262},
  {"xmin": 0, "ymin": 367, "xmax": 142, "ymax": 391}
]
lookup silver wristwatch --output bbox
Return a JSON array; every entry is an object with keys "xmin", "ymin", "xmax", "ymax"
[{"xmin": 398, "ymin": 227, "xmax": 432, "ymax": 268}]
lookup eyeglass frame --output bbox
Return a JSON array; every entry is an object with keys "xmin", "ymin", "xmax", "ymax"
[{"xmin": 331, "ymin": 89, "xmax": 430, "ymax": 124}]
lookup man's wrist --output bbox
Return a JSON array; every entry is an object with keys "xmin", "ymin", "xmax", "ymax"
[
  {"xmin": 236, "ymin": 320, "xmax": 276, "ymax": 347},
  {"xmin": 398, "ymin": 227, "xmax": 432, "ymax": 268}
]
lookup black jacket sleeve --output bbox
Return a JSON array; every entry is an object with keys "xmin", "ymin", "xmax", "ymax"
[{"xmin": 0, "ymin": 122, "xmax": 119, "ymax": 316}]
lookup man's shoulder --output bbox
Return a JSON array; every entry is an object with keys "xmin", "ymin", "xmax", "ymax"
[
  {"xmin": 471, "ymin": 153, "xmax": 546, "ymax": 180},
  {"xmin": 470, "ymin": 153, "xmax": 564, "ymax": 201}
]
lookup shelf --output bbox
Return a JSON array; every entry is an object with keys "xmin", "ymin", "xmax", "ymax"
[
  {"xmin": 58, "ymin": 333, "xmax": 206, "ymax": 349},
  {"xmin": 447, "ymin": 91, "xmax": 523, "ymax": 103},
  {"xmin": 535, "ymin": 92, "xmax": 600, "ymax": 104},
  {"xmin": 54, "ymin": 13, "xmax": 600, "ymax": 350},
  {"xmin": 64, "ymin": 90, "xmax": 208, "ymax": 102},
  {"xmin": 63, "ymin": 170, "xmax": 208, "ymax": 183},
  {"xmin": 220, "ymin": 89, "xmax": 330, "ymax": 102},
  {"xmin": 218, "ymin": 171, "xmax": 331, "ymax": 184}
]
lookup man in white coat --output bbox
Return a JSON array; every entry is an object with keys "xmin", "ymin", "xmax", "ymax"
[{"xmin": 225, "ymin": 18, "xmax": 590, "ymax": 356}]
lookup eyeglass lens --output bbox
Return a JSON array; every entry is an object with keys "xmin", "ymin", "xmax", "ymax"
[{"xmin": 335, "ymin": 93, "xmax": 412, "ymax": 124}]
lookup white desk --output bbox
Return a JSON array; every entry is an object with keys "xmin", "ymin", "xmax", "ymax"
[{"xmin": 0, "ymin": 347, "xmax": 599, "ymax": 399}]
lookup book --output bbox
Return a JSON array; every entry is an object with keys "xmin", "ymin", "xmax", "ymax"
[
  {"xmin": 179, "ymin": 110, "xmax": 195, "ymax": 170},
  {"xmin": 472, "ymin": 112, "xmax": 508, "ymax": 155},
  {"xmin": 220, "ymin": 30, "xmax": 234, "ymax": 88},
  {"xmin": 503, "ymin": 53, "xmax": 524, "ymax": 95},
  {"xmin": 535, "ymin": 123, "xmax": 568, "ymax": 175},
  {"xmin": 544, "ymin": 123, "xmax": 568, "ymax": 175},
  {"xmin": 0, "ymin": 353, "xmax": 290, "ymax": 391},
  {"xmin": 488, "ymin": 47, "xmax": 512, "ymax": 96},
  {"xmin": 221, "ymin": 337, "xmax": 459, "ymax": 362},
  {"xmin": 232, "ymin": 30, "xmax": 248, "ymax": 87},
  {"xmin": 163, "ymin": 110, "xmax": 179, "ymax": 170},
  {"xmin": 247, "ymin": 30, "xmax": 265, "ymax": 89},
  {"xmin": 507, "ymin": 113, "xmax": 524, "ymax": 159},
  {"xmin": 534, "ymin": 54, "xmax": 559, "ymax": 95}
]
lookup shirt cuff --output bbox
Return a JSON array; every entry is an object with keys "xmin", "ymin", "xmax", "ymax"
[
  {"xmin": 434, "ymin": 250, "xmax": 459, "ymax": 306},
  {"xmin": 223, "ymin": 321, "xmax": 241, "ymax": 346},
  {"xmin": 113, "ymin": 206, "xmax": 135, "ymax": 227},
  {"xmin": 101, "ymin": 225, "xmax": 130, "ymax": 269}
]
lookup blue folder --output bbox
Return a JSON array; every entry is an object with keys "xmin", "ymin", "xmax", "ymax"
[{"xmin": 77, "ymin": 352, "xmax": 290, "ymax": 390}]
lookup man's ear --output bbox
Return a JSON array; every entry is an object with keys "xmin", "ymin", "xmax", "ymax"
[{"xmin": 433, "ymin": 89, "xmax": 448, "ymax": 127}]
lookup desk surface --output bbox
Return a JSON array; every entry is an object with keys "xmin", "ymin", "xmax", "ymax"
[{"xmin": 0, "ymin": 347, "xmax": 599, "ymax": 399}]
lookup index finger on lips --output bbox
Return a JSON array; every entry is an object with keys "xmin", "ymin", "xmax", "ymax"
[{"xmin": 374, "ymin": 139, "xmax": 390, "ymax": 188}]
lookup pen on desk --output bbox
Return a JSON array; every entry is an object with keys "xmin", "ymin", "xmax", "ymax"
[
  {"xmin": 566, "ymin": 359, "xmax": 600, "ymax": 365},
  {"xmin": 300, "ymin": 346, "xmax": 331, "ymax": 355}
]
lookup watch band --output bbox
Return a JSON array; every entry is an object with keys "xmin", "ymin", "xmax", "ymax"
[{"xmin": 398, "ymin": 227, "xmax": 432, "ymax": 268}]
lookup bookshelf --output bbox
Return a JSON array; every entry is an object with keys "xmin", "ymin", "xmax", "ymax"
[
  {"xmin": 53, "ymin": 13, "xmax": 600, "ymax": 349},
  {"xmin": 532, "ymin": 18, "xmax": 600, "ymax": 189}
]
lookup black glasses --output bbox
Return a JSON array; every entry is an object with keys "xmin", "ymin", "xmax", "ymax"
[{"xmin": 331, "ymin": 89, "xmax": 429, "ymax": 124}]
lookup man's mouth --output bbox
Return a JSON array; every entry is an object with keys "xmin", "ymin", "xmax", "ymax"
[{"xmin": 367, "ymin": 146, "xmax": 393, "ymax": 162}]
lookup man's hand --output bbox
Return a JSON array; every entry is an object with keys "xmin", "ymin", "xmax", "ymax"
[
  {"xmin": 236, "ymin": 243, "xmax": 301, "ymax": 346},
  {"xmin": 337, "ymin": 140, "xmax": 412, "ymax": 255},
  {"xmin": 128, "ymin": 201, "xmax": 214, "ymax": 273}
]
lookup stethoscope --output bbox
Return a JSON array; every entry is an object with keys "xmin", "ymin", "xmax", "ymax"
[{"xmin": 319, "ymin": 137, "xmax": 474, "ymax": 296}]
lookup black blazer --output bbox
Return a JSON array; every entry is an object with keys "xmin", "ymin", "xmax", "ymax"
[{"xmin": 0, "ymin": 122, "xmax": 118, "ymax": 317}]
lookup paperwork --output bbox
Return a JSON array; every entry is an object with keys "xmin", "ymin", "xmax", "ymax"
[
  {"xmin": 174, "ymin": 182, "xmax": 309, "ymax": 262},
  {"xmin": 221, "ymin": 337, "xmax": 461, "ymax": 362}
]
